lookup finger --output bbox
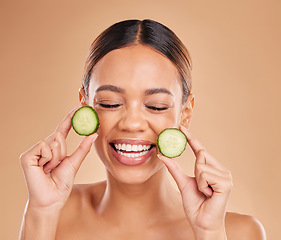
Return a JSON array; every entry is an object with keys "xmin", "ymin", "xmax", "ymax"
[
  {"xmin": 180, "ymin": 125, "xmax": 226, "ymax": 170},
  {"xmin": 195, "ymin": 149, "xmax": 207, "ymax": 165},
  {"xmin": 195, "ymin": 162, "xmax": 229, "ymax": 181},
  {"xmin": 179, "ymin": 125, "xmax": 205, "ymax": 156},
  {"xmin": 157, "ymin": 153, "xmax": 190, "ymax": 192},
  {"xmin": 197, "ymin": 171, "xmax": 232, "ymax": 201},
  {"xmin": 55, "ymin": 104, "xmax": 82, "ymax": 138},
  {"xmin": 44, "ymin": 105, "xmax": 82, "ymax": 144},
  {"xmin": 20, "ymin": 140, "xmax": 52, "ymax": 168},
  {"xmin": 66, "ymin": 133, "xmax": 98, "ymax": 175},
  {"xmin": 38, "ymin": 142, "xmax": 52, "ymax": 167},
  {"xmin": 195, "ymin": 162, "xmax": 230, "ymax": 197},
  {"xmin": 54, "ymin": 130, "xmax": 67, "ymax": 159},
  {"xmin": 195, "ymin": 149, "xmax": 226, "ymax": 171},
  {"xmin": 196, "ymin": 170, "xmax": 214, "ymax": 198},
  {"xmin": 42, "ymin": 141, "xmax": 61, "ymax": 173}
]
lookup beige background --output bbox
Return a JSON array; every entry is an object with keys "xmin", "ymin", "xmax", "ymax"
[{"xmin": 1, "ymin": 0, "xmax": 280, "ymax": 239}]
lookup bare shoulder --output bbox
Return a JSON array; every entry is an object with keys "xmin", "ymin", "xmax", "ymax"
[
  {"xmin": 225, "ymin": 212, "xmax": 266, "ymax": 240},
  {"xmin": 58, "ymin": 181, "xmax": 107, "ymax": 225}
]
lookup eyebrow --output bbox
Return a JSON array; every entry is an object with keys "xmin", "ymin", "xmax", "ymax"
[
  {"xmin": 145, "ymin": 88, "xmax": 173, "ymax": 96},
  {"xmin": 95, "ymin": 85, "xmax": 125, "ymax": 93},
  {"xmin": 95, "ymin": 85, "xmax": 173, "ymax": 96}
]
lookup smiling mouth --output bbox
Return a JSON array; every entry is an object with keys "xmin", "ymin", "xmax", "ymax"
[{"xmin": 110, "ymin": 143, "xmax": 155, "ymax": 157}]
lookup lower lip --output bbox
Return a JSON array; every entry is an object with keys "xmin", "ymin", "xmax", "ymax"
[{"xmin": 110, "ymin": 145, "xmax": 155, "ymax": 166}]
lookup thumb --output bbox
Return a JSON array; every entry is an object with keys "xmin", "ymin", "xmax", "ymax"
[
  {"xmin": 158, "ymin": 153, "xmax": 191, "ymax": 192},
  {"xmin": 67, "ymin": 133, "xmax": 98, "ymax": 174}
]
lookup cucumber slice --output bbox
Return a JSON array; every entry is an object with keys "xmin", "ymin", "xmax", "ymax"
[
  {"xmin": 72, "ymin": 106, "xmax": 100, "ymax": 136},
  {"xmin": 157, "ymin": 128, "xmax": 187, "ymax": 158}
]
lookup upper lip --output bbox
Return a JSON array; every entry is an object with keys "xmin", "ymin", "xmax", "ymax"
[{"xmin": 110, "ymin": 139, "xmax": 155, "ymax": 145}]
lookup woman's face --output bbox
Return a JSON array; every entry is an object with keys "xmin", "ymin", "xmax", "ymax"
[{"xmin": 85, "ymin": 44, "xmax": 193, "ymax": 184}]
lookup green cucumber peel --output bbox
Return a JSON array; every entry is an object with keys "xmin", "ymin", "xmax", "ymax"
[
  {"xmin": 157, "ymin": 128, "xmax": 187, "ymax": 158},
  {"xmin": 72, "ymin": 106, "xmax": 100, "ymax": 136}
]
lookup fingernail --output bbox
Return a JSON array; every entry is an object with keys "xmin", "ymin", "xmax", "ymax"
[
  {"xmin": 92, "ymin": 134, "xmax": 98, "ymax": 144},
  {"xmin": 179, "ymin": 124, "xmax": 187, "ymax": 131},
  {"xmin": 157, "ymin": 153, "xmax": 163, "ymax": 159}
]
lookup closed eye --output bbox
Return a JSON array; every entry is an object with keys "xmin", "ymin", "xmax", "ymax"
[
  {"xmin": 98, "ymin": 103, "xmax": 121, "ymax": 108},
  {"xmin": 146, "ymin": 105, "xmax": 169, "ymax": 111}
]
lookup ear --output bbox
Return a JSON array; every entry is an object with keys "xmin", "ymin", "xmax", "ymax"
[
  {"xmin": 180, "ymin": 93, "xmax": 195, "ymax": 130},
  {"xmin": 78, "ymin": 87, "xmax": 87, "ymax": 106}
]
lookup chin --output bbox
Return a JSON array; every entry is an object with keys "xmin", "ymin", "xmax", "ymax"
[
  {"xmin": 108, "ymin": 164, "xmax": 163, "ymax": 185},
  {"xmin": 104, "ymin": 154, "xmax": 165, "ymax": 186}
]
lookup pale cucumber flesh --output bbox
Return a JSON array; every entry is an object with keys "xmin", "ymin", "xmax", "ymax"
[
  {"xmin": 157, "ymin": 128, "xmax": 187, "ymax": 158},
  {"xmin": 72, "ymin": 106, "xmax": 100, "ymax": 136}
]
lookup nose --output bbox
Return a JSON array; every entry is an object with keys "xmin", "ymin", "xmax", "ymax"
[{"xmin": 117, "ymin": 105, "xmax": 148, "ymax": 133}]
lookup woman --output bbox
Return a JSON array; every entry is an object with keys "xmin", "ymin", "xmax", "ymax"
[{"xmin": 19, "ymin": 19, "xmax": 266, "ymax": 239}]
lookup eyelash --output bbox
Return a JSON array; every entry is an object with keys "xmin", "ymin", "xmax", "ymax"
[
  {"xmin": 146, "ymin": 105, "xmax": 169, "ymax": 111},
  {"xmin": 98, "ymin": 103, "xmax": 121, "ymax": 108},
  {"xmin": 98, "ymin": 103, "xmax": 168, "ymax": 111}
]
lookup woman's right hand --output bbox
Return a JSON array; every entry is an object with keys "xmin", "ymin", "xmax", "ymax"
[{"xmin": 19, "ymin": 105, "xmax": 98, "ymax": 211}]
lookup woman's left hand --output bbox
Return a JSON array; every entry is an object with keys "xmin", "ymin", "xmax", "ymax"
[{"xmin": 158, "ymin": 125, "xmax": 233, "ymax": 240}]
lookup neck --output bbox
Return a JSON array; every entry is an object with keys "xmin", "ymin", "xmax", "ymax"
[{"xmin": 97, "ymin": 167, "xmax": 182, "ymax": 226}]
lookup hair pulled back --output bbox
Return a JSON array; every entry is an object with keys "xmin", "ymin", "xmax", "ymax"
[{"xmin": 82, "ymin": 19, "xmax": 192, "ymax": 103}]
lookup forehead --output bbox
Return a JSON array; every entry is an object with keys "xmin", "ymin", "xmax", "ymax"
[{"xmin": 89, "ymin": 44, "xmax": 181, "ymax": 93}]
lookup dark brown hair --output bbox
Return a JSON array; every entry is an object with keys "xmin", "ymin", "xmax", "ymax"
[{"xmin": 82, "ymin": 19, "xmax": 192, "ymax": 103}]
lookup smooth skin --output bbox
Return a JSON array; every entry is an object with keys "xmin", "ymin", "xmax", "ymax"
[{"xmin": 19, "ymin": 45, "xmax": 266, "ymax": 240}]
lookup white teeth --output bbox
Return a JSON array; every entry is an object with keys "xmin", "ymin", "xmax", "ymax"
[
  {"xmin": 117, "ymin": 150, "xmax": 149, "ymax": 158},
  {"xmin": 132, "ymin": 145, "xmax": 138, "ymax": 151},
  {"xmin": 126, "ymin": 144, "xmax": 132, "ymax": 151},
  {"xmin": 114, "ymin": 143, "xmax": 151, "ymax": 152}
]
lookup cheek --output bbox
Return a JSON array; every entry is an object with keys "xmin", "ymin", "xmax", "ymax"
[
  {"xmin": 96, "ymin": 111, "xmax": 115, "ymax": 131},
  {"xmin": 95, "ymin": 105, "xmax": 121, "ymax": 126},
  {"xmin": 149, "ymin": 106, "xmax": 182, "ymax": 126},
  {"xmin": 93, "ymin": 110, "xmax": 117, "ymax": 156}
]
